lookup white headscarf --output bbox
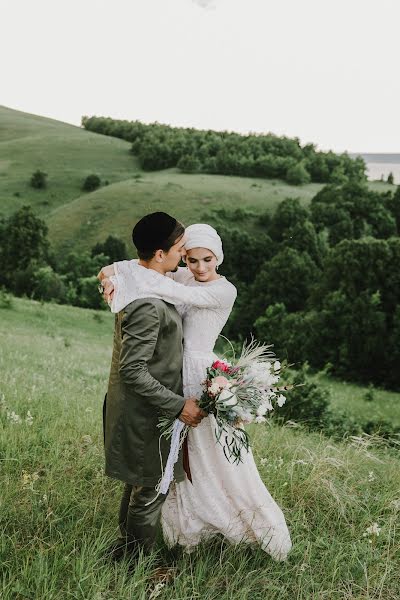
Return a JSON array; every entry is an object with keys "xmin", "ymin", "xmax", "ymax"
[{"xmin": 183, "ymin": 223, "xmax": 224, "ymax": 266}]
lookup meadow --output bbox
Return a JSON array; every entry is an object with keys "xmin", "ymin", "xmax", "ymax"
[{"xmin": 1, "ymin": 297, "xmax": 399, "ymax": 599}]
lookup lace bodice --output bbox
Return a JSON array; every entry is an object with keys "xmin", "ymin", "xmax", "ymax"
[{"xmin": 109, "ymin": 261, "xmax": 237, "ymax": 356}]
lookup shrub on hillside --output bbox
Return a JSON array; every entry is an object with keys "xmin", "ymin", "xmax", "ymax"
[
  {"xmin": 286, "ymin": 162, "xmax": 311, "ymax": 185},
  {"xmin": 177, "ymin": 154, "xmax": 201, "ymax": 173},
  {"xmin": 31, "ymin": 266, "xmax": 67, "ymax": 303},
  {"xmin": 0, "ymin": 289, "xmax": 13, "ymax": 309},
  {"xmin": 30, "ymin": 170, "xmax": 48, "ymax": 189},
  {"xmin": 82, "ymin": 174, "xmax": 101, "ymax": 192}
]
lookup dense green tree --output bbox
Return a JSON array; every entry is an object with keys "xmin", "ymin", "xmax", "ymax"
[
  {"xmin": 250, "ymin": 247, "xmax": 319, "ymax": 315},
  {"xmin": 91, "ymin": 235, "xmax": 128, "ymax": 263},
  {"xmin": 0, "ymin": 206, "xmax": 50, "ymax": 290},
  {"xmin": 266, "ymin": 197, "xmax": 309, "ymax": 242},
  {"xmin": 281, "ymin": 219, "xmax": 327, "ymax": 267},
  {"xmin": 386, "ymin": 185, "xmax": 400, "ymax": 233},
  {"xmin": 387, "ymin": 172, "xmax": 394, "ymax": 184}
]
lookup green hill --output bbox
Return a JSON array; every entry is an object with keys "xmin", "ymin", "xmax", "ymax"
[
  {"xmin": 0, "ymin": 105, "xmax": 139, "ymax": 218},
  {"xmin": 0, "ymin": 106, "xmax": 395, "ymax": 255},
  {"xmin": 46, "ymin": 169, "xmax": 322, "ymax": 253},
  {"xmin": 0, "ymin": 106, "xmax": 319, "ymax": 253}
]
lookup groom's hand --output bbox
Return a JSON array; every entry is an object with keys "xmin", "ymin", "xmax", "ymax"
[{"xmin": 179, "ymin": 398, "xmax": 206, "ymax": 427}]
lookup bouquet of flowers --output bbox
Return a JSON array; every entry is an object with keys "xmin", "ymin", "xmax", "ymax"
[{"xmin": 155, "ymin": 339, "xmax": 296, "ymax": 496}]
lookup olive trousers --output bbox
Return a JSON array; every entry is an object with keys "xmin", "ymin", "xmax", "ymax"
[{"xmin": 117, "ymin": 484, "xmax": 167, "ymax": 554}]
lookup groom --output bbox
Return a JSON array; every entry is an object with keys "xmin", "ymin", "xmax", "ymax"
[{"xmin": 103, "ymin": 212, "xmax": 205, "ymax": 561}]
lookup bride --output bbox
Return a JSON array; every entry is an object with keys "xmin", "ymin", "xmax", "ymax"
[{"xmin": 99, "ymin": 223, "xmax": 292, "ymax": 561}]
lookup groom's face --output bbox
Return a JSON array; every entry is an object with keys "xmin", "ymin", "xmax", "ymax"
[{"xmin": 163, "ymin": 234, "xmax": 187, "ymax": 272}]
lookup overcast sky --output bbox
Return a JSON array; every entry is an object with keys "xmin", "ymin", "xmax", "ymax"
[{"xmin": 1, "ymin": 0, "xmax": 399, "ymax": 153}]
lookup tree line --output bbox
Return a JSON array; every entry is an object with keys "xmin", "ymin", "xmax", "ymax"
[{"xmin": 81, "ymin": 116, "xmax": 367, "ymax": 186}]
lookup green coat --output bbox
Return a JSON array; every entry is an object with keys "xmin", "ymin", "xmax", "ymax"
[{"xmin": 104, "ymin": 298, "xmax": 186, "ymax": 487}]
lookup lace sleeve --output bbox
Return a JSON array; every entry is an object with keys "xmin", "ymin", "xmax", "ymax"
[{"xmin": 108, "ymin": 261, "xmax": 236, "ymax": 314}]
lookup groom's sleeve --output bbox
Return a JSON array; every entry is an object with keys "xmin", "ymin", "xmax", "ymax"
[{"xmin": 119, "ymin": 299, "xmax": 185, "ymax": 419}]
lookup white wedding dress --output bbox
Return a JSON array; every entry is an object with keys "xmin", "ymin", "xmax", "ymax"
[{"xmin": 109, "ymin": 261, "xmax": 292, "ymax": 561}]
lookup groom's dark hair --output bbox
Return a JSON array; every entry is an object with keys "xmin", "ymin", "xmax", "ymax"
[{"xmin": 132, "ymin": 212, "xmax": 185, "ymax": 261}]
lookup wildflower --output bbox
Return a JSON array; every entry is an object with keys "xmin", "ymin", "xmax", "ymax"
[
  {"xmin": 367, "ymin": 471, "xmax": 375, "ymax": 482},
  {"xmin": 390, "ymin": 499, "xmax": 400, "ymax": 511},
  {"xmin": 81, "ymin": 434, "xmax": 93, "ymax": 446},
  {"xmin": 260, "ymin": 458, "xmax": 268, "ymax": 466},
  {"xmin": 255, "ymin": 416, "xmax": 266, "ymax": 424},
  {"xmin": 293, "ymin": 459, "xmax": 308, "ymax": 465},
  {"xmin": 277, "ymin": 394, "xmax": 286, "ymax": 407},
  {"xmin": 276, "ymin": 457, "xmax": 284, "ymax": 467},
  {"xmin": 22, "ymin": 470, "xmax": 39, "ymax": 489},
  {"xmin": 363, "ymin": 523, "xmax": 381, "ymax": 537},
  {"xmin": 7, "ymin": 410, "xmax": 22, "ymax": 424},
  {"xmin": 25, "ymin": 411, "xmax": 33, "ymax": 426},
  {"xmin": 85, "ymin": 407, "xmax": 93, "ymax": 413}
]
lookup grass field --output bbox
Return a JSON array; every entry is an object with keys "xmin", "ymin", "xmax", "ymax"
[{"xmin": 1, "ymin": 297, "xmax": 399, "ymax": 599}]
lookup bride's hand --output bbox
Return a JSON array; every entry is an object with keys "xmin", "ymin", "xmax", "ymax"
[{"xmin": 97, "ymin": 264, "xmax": 115, "ymax": 281}]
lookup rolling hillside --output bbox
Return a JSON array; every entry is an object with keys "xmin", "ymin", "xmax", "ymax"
[{"xmin": 0, "ymin": 106, "xmax": 395, "ymax": 255}]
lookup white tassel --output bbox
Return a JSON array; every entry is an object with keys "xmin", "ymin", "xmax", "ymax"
[
  {"xmin": 158, "ymin": 419, "xmax": 186, "ymax": 494},
  {"xmin": 145, "ymin": 419, "xmax": 186, "ymax": 506}
]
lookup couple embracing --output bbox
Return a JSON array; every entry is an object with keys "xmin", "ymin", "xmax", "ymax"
[{"xmin": 99, "ymin": 211, "xmax": 291, "ymax": 568}]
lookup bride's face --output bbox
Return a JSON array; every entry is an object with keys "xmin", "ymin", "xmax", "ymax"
[{"xmin": 186, "ymin": 247, "xmax": 219, "ymax": 282}]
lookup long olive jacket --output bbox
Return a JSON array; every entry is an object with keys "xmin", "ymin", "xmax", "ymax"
[{"xmin": 104, "ymin": 297, "xmax": 185, "ymax": 487}]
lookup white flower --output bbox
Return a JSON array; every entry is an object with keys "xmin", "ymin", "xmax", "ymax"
[
  {"xmin": 273, "ymin": 360, "xmax": 281, "ymax": 371},
  {"xmin": 293, "ymin": 459, "xmax": 308, "ymax": 465},
  {"xmin": 260, "ymin": 458, "xmax": 268, "ymax": 466},
  {"xmin": 255, "ymin": 416, "xmax": 266, "ymax": 424},
  {"xmin": 390, "ymin": 499, "xmax": 400, "ymax": 511},
  {"xmin": 218, "ymin": 388, "xmax": 238, "ymax": 407},
  {"xmin": 256, "ymin": 404, "xmax": 268, "ymax": 417},
  {"xmin": 368, "ymin": 471, "xmax": 375, "ymax": 482},
  {"xmin": 277, "ymin": 394, "xmax": 286, "ymax": 407},
  {"xmin": 363, "ymin": 523, "xmax": 381, "ymax": 537},
  {"xmin": 25, "ymin": 411, "xmax": 33, "ymax": 425},
  {"xmin": 209, "ymin": 382, "xmax": 220, "ymax": 395},
  {"xmin": 7, "ymin": 410, "xmax": 22, "ymax": 424},
  {"xmin": 276, "ymin": 457, "xmax": 284, "ymax": 468}
]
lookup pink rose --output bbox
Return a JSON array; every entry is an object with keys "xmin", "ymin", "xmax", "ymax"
[
  {"xmin": 212, "ymin": 360, "xmax": 231, "ymax": 373},
  {"xmin": 212, "ymin": 376, "xmax": 231, "ymax": 389}
]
